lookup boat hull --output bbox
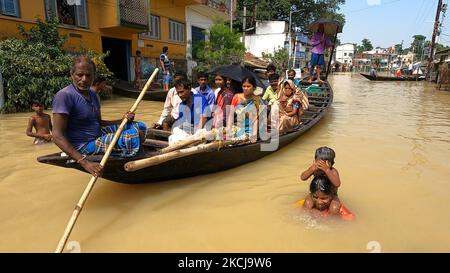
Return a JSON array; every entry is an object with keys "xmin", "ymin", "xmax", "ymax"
[
  {"xmin": 112, "ymin": 82, "xmax": 167, "ymax": 101},
  {"xmin": 360, "ymin": 73, "xmax": 425, "ymax": 81},
  {"xmin": 38, "ymin": 83, "xmax": 333, "ymax": 184}
]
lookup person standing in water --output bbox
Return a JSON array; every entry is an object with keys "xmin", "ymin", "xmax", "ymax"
[{"xmin": 26, "ymin": 101, "xmax": 52, "ymax": 145}]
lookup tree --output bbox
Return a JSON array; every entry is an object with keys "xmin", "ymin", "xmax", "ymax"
[
  {"xmin": 410, "ymin": 34, "xmax": 426, "ymax": 60},
  {"xmin": 394, "ymin": 44, "xmax": 403, "ymax": 54},
  {"xmin": 235, "ymin": 0, "xmax": 346, "ymax": 35},
  {"xmin": 261, "ymin": 47, "xmax": 289, "ymax": 74},
  {"xmin": 356, "ymin": 38, "xmax": 373, "ymax": 53},
  {"xmin": 193, "ymin": 20, "xmax": 246, "ymax": 73},
  {"xmin": 0, "ymin": 17, "xmax": 112, "ymax": 113}
]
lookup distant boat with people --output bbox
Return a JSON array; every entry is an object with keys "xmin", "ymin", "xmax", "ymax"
[{"xmin": 360, "ymin": 73, "xmax": 425, "ymax": 81}]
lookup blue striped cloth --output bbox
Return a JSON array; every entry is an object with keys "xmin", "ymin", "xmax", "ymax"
[{"xmin": 79, "ymin": 122, "xmax": 147, "ymax": 157}]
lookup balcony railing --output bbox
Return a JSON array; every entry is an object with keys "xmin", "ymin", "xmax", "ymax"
[{"xmin": 119, "ymin": 0, "xmax": 148, "ymax": 29}]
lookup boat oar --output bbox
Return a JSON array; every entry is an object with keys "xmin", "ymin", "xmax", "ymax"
[
  {"xmin": 55, "ymin": 68, "xmax": 159, "ymax": 253},
  {"xmin": 124, "ymin": 139, "xmax": 244, "ymax": 172}
]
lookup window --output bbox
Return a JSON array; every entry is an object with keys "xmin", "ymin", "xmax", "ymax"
[
  {"xmin": 191, "ymin": 26, "xmax": 205, "ymax": 60},
  {"xmin": 349, "ymin": 52, "xmax": 353, "ymax": 57},
  {"xmin": 0, "ymin": 0, "xmax": 20, "ymax": 17},
  {"xmin": 344, "ymin": 53, "xmax": 347, "ymax": 56},
  {"xmin": 45, "ymin": 0, "xmax": 88, "ymax": 28},
  {"xmin": 169, "ymin": 20, "xmax": 185, "ymax": 42},
  {"xmin": 140, "ymin": 15, "xmax": 160, "ymax": 39}
]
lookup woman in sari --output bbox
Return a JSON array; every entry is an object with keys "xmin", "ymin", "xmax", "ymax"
[
  {"xmin": 272, "ymin": 80, "xmax": 303, "ymax": 134},
  {"xmin": 228, "ymin": 76, "xmax": 266, "ymax": 142}
]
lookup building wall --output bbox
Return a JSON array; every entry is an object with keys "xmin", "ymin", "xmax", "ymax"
[
  {"xmin": 0, "ymin": 0, "xmax": 227, "ymax": 81},
  {"xmin": 255, "ymin": 21, "xmax": 286, "ymax": 35},
  {"xmin": 0, "ymin": 0, "xmax": 111, "ymax": 52},
  {"xmin": 336, "ymin": 44, "xmax": 355, "ymax": 64},
  {"xmin": 139, "ymin": 0, "xmax": 189, "ymax": 61},
  {"xmin": 245, "ymin": 33, "xmax": 287, "ymax": 58}
]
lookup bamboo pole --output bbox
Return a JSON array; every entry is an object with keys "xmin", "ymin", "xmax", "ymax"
[
  {"xmin": 55, "ymin": 68, "xmax": 159, "ymax": 253},
  {"xmin": 124, "ymin": 139, "xmax": 242, "ymax": 172},
  {"xmin": 159, "ymin": 129, "xmax": 216, "ymax": 154}
]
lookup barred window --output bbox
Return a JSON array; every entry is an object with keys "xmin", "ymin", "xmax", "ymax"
[
  {"xmin": 44, "ymin": 0, "xmax": 88, "ymax": 28},
  {"xmin": 169, "ymin": 20, "xmax": 185, "ymax": 43},
  {"xmin": 141, "ymin": 15, "xmax": 160, "ymax": 39},
  {"xmin": 0, "ymin": 0, "xmax": 20, "ymax": 17}
]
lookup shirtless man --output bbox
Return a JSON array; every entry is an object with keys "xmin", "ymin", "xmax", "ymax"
[{"xmin": 26, "ymin": 101, "xmax": 52, "ymax": 144}]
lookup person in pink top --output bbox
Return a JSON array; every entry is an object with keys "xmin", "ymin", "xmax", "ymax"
[{"xmin": 309, "ymin": 24, "xmax": 333, "ymax": 83}]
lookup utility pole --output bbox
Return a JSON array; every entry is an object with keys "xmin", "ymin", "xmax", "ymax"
[
  {"xmin": 426, "ymin": 0, "xmax": 443, "ymax": 80},
  {"xmin": 243, "ymin": 6, "xmax": 246, "ymax": 48},
  {"xmin": 288, "ymin": 10, "xmax": 301, "ymax": 68},
  {"xmin": 230, "ymin": 0, "xmax": 233, "ymax": 31},
  {"xmin": 253, "ymin": 2, "xmax": 257, "ymax": 29}
]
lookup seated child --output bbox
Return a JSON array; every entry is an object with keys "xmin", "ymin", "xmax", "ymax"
[
  {"xmin": 300, "ymin": 146, "xmax": 341, "ymax": 215},
  {"xmin": 26, "ymin": 101, "xmax": 52, "ymax": 145},
  {"xmin": 262, "ymin": 73, "xmax": 280, "ymax": 106},
  {"xmin": 287, "ymin": 69, "xmax": 300, "ymax": 87}
]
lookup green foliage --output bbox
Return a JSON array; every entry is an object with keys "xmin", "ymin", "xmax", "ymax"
[
  {"xmin": 410, "ymin": 35, "xmax": 426, "ymax": 60},
  {"xmin": 193, "ymin": 20, "xmax": 245, "ymax": 73},
  {"xmin": 0, "ymin": 17, "xmax": 112, "ymax": 113},
  {"xmin": 235, "ymin": 0, "xmax": 346, "ymax": 35},
  {"xmin": 262, "ymin": 47, "xmax": 289, "ymax": 74},
  {"xmin": 356, "ymin": 38, "xmax": 373, "ymax": 53},
  {"xmin": 18, "ymin": 17, "xmax": 66, "ymax": 49},
  {"xmin": 394, "ymin": 44, "xmax": 403, "ymax": 54},
  {"xmin": 81, "ymin": 49, "xmax": 114, "ymax": 81}
]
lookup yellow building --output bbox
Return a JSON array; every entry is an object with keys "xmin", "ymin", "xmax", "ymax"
[{"xmin": 0, "ymin": 0, "xmax": 229, "ymax": 81}]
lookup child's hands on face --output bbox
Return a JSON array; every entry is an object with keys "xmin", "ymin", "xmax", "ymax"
[{"xmin": 316, "ymin": 160, "xmax": 330, "ymax": 172}]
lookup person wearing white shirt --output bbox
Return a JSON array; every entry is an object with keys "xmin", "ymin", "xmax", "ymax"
[{"xmin": 153, "ymin": 72, "xmax": 196, "ymax": 131}]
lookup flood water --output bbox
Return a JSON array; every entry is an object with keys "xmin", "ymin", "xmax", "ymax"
[{"xmin": 1, "ymin": 73, "xmax": 450, "ymax": 253}]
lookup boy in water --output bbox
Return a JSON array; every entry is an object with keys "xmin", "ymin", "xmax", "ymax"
[
  {"xmin": 26, "ymin": 101, "xmax": 52, "ymax": 144},
  {"xmin": 300, "ymin": 147, "xmax": 341, "ymax": 215}
]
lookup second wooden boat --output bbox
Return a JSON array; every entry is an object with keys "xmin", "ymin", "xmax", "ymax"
[
  {"xmin": 360, "ymin": 73, "xmax": 425, "ymax": 81},
  {"xmin": 113, "ymin": 81, "xmax": 168, "ymax": 101}
]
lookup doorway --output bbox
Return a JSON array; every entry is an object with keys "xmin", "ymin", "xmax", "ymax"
[{"xmin": 101, "ymin": 37, "xmax": 131, "ymax": 82}]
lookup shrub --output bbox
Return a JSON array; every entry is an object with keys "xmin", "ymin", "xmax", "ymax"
[
  {"xmin": 193, "ymin": 20, "xmax": 245, "ymax": 73},
  {"xmin": 0, "ymin": 17, "xmax": 112, "ymax": 113}
]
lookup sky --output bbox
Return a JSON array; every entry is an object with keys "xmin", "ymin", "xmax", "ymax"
[{"xmin": 338, "ymin": 0, "xmax": 450, "ymax": 48}]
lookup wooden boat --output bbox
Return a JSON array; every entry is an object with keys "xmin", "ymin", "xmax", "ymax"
[
  {"xmin": 113, "ymin": 81, "xmax": 167, "ymax": 101},
  {"xmin": 37, "ymin": 82, "xmax": 334, "ymax": 184},
  {"xmin": 360, "ymin": 73, "xmax": 425, "ymax": 81}
]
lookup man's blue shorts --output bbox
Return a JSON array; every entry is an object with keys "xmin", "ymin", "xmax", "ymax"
[
  {"xmin": 311, "ymin": 53, "xmax": 325, "ymax": 67},
  {"xmin": 163, "ymin": 71, "xmax": 171, "ymax": 84}
]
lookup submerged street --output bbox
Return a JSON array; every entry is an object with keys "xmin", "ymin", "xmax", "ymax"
[{"xmin": 1, "ymin": 73, "xmax": 449, "ymax": 252}]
